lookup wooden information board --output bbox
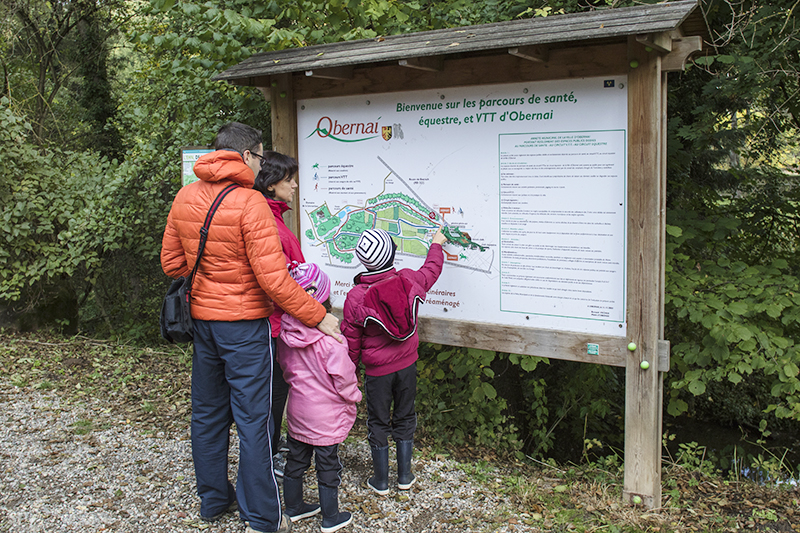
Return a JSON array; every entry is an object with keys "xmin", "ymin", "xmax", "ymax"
[{"xmin": 214, "ymin": 0, "xmax": 705, "ymax": 509}]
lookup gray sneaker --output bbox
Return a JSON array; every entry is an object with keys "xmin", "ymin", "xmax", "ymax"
[
  {"xmin": 273, "ymin": 453, "xmax": 286, "ymax": 479},
  {"xmin": 245, "ymin": 513, "xmax": 292, "ymax": 533}
]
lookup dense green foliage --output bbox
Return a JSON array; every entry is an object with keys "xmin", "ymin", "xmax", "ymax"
[
  {"xmin": 660, "ymin": 1, "xmax": 800, "ymax": 437},
  {"xmin": 1, "ymin": 0, "xmax": 799, "ymax": 470},
  {"xmin": 416, "ymin": 344, "xmax": 625, "ymax": 460}
]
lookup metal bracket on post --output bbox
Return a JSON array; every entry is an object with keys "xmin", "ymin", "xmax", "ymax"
[{"xmin": 658, "ymin": 340, "xmax": 670, "ymax": 372}]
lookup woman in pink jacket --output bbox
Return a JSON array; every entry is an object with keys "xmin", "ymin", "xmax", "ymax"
[
  {"xmin": 278, "ymin": 263, "xmax": 362, "ymax": 533},
  {"xmin": 253, "ymin": 151, "xmax": 305, "ymax": 478}
]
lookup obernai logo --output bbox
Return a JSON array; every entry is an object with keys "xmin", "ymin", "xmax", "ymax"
[
  {"xmin": 307, "ymin": 116, "xmax": 382, "ymax": 143},
  {"xmin": 382, "ymin": 126, "xmax": 392, "ymax": 141}
]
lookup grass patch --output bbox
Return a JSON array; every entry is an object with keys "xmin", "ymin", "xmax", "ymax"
[
  {"xmin": 71, "ymin": 419, "xmax": 94, "ymax": 435},
  {"xmin": 0, "ymin": 332, "xmax": 192, "ymax": 434}
]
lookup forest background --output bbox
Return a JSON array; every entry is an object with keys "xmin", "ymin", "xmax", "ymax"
[{"xmin": 1, "ymin": 0, "xmax": 799, "ymax": 483}]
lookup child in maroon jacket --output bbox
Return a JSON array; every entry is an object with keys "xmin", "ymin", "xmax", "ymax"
[{"xmin": 341, "ymin": 227, "xmax": 446, "ymax": 494}]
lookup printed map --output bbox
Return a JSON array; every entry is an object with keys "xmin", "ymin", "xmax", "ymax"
[{"xmin": 303, "ymin": 157, "xmax": 493, "ymax": 273}]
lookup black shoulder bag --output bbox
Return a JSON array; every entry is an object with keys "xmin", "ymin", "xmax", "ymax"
[{"xmin": 160, "ymin": 183, "xmax": 240, "ymax": 343}]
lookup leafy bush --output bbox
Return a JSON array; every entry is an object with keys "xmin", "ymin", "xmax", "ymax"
[
  {"xmin": 416, "ymin": 345, "xmax": 624, "ymax": 460},
  {"xmin": 417, "ymin": 345, "xmax": 524, "ymax": 454},
  {"xmin": 666, "ymin": 207, "xmax": 800, "ymax": 427},
  {"xmin": 0, "ymin": 99, "xmax": 118, "ymax": 330}
]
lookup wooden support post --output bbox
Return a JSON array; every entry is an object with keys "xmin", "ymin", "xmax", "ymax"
[
  {"xmin": 659, "ymin": 72, "xmax": 668, "ymax": 342},
  {"xmin": 269, "ymin": 73, "xmax": 301, "ymax": 235},
  {"xmin": 623, "ymin": 36, "xmax": 664, "ymax": 510}
]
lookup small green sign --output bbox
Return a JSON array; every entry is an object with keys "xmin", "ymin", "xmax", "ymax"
[
  {"xmin": 181, "ymin": 147, "xmax": 214, "ymax": 187},
  {"xmin": 587, "ymin": 343, "xmax": 600, "ymax": 356}
]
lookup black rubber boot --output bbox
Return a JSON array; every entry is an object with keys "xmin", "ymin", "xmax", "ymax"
[
  {"xmin": 396, "ymin": 439, "xmax": 416, "ymax": 490},
  {"xmin": 319, "ymin": 485, "xmax": 352, "ymax": 533},
  {"xmin": 367, "ymin": 445, "xmax": 389, "ymax": 495},
  {"xmin": 283, "ymin": 475, "xmax": 320, "ymax": 522}
]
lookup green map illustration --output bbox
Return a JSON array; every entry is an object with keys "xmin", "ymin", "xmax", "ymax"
[{"xmin": 304, "ymin": 157, "xmax": 493, "ymax": 272}]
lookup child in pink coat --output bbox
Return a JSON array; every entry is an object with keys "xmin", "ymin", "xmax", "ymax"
[{"xmin": 278, "ymin": 262, "xmax": 362, "ymax": 533}]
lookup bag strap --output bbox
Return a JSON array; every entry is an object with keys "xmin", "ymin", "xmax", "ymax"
[{"xmin": 187, "ymin": 183, "xmax": 241, "ymax": 288}]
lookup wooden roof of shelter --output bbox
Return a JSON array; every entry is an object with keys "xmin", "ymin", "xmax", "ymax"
[{"xmin": 215, "ymin": 0, "xmax": 707, "ymax": 85}]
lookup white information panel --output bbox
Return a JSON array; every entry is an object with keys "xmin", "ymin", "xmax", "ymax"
[
  {"xmin": 297, "ymin": 77, "xmax": 627, "ymax": 336},
  {"xmin": 181, "ymin": 147, "xmax": 213, "ymax": 187}
]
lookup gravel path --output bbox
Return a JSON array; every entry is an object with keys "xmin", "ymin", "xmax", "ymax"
[{"xmin": 0, "ymin": 380, "xmax": 537, "ymax": 533}]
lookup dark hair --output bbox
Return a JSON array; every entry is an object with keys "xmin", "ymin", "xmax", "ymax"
[
  {"xmin": 321, "ymin": 297, "xmax": 332, "ymax": 313},
  {"xmin": 213, "ymin": 122, "xmax": 262, "ymax": 154},
  {"xmin": 253, "ymin": 151, "xmax": 299, "ymax": 199}
]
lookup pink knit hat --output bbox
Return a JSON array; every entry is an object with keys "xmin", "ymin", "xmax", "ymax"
[{"xmin": 288, "ymin": 262, "xmax": 331, "ymax": 303}]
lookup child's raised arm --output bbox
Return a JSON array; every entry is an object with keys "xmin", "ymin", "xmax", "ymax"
[
  {"xmin": 407, "ymin": 228, "xmax": 445, "ymax": 291},
  {"xmin": 431, "ymin": 226, "xmax": 447, "ymax": 246}
]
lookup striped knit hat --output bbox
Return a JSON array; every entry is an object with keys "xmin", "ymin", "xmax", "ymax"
[
  {"xmin": 288, "ymin": 262, "xmax": 331, "ymax": 302},
  {"xmin": 356, "ymin": 229, "xmax": 397, "ymax": 271}
]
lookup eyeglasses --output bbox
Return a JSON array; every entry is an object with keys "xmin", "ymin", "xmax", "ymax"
[{"xmin": 248, "ymin": 150, "xmax": 267, "ymax": 165}]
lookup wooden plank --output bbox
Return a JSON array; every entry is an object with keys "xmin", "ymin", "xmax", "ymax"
[
  {"xmin": 418, "ymin": 317, "xmax": 629, "ymax": 366},
  {"xmin": 508, "ymin": 45, "xmax": 548, "ymax": 63},
  {"xmin": 623, "ymin": 36, "xmax": 663, "ymax": 510},
  {"xmin": 233, "ymin": 7, "xmax": 679, "ymax": 69},
  {"xmin": 230, "ymin": 75, "xmax": 272, "ymax": 87},
  {"xmin": 292, "ymin": 43, "xmax": 628, "ymax": 100},
  {"xmin": 661, "ymin": 36, "xmax": 703, "ymax": 72},
  {"xmin": 222, "ymin": 10, "xmax": 673, "ymax": 80},
  {"xmin": 270, "ymin": 74, "xmax": 297, "ymax": 155},
  {"xmin": 399, "ymin": 57, "xmax": 444, "ymax": 72},
  {"xmin": 659, "ymin": 74, "xmax": 668, "ymax": 339},
  {"xmin": 327, "ymin": 310, "xmax": 629, "ymax": 366},
  {"xmin": 268, "ymin": 74, "xmax": 301, "ymax": 235}
]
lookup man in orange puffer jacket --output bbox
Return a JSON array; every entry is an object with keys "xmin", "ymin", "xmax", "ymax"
[{"xmin": 161, "ymin": 122, "xmax": 341, "ymax": 533}]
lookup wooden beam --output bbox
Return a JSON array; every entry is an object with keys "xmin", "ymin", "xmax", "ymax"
[
  {"xmin": 623, "ymin": 36, "xmax": 664, "ymax": 511},
  {"xmin": 635, "ymin": 32, "xmax": 672, "ymax": 53},
  {"xmin": 416, "ymin": 317, "xmax": 629, "ymax": 367},
  {"xmin": 270, "ymin": 74, "xmax": 297, "ymax": 155},
  {"xmin": 398, "ymin": 57, "xmax": 444, "ymax": 72},
  {"xmin": 508, "ymin": 45, "xmax": 548, "ymax": 63},
  {"xmin": 661, "ymin": 36, "xmax": 703, "ymax": 72},
  {"xmin": 305, "ymin": 66, "xmax": 354, "ymax": 80},
  {"xmin": 336, "ymin": 307, "xmax": 634, "ymax": 366},
  {"xmin": 329, "ymin": 309, "xmax": 630, "ymax": 366},
  {"xmin": 269, "ymin": 73, "xmax": 301, "ymax": 234},
  {"xmin": 294, "ymin": 43, "xmax": 628, "ymax": 100},
  {"xmin": 659, "ymin": 72, "xmax": 668, "ymax": 340}
]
